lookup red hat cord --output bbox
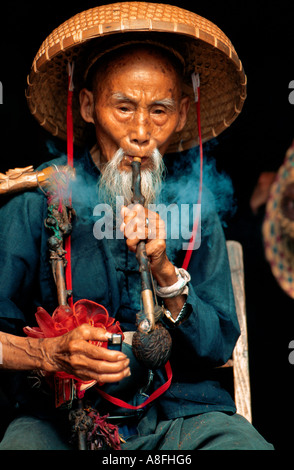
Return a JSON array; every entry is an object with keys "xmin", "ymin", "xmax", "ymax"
[
  {"xmin": 182, "ymin": 72, "xmax": 203, "ymax": 270},
  {"xmin": 64, "ymin": 62, "xmax": 74, "ymax": 309}
]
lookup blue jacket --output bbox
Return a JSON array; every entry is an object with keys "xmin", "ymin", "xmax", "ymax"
[{"xmin": 0, "ymin": 148, "xmax": 240, "ymax": 419}]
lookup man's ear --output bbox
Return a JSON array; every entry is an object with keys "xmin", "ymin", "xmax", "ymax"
[
  {"xmin": 175, "ymin": 95, "xmax": 190, "ymax": 133},
  {"xmin": 79, "ymin": 88, "xmax": 95, "ymax": 124}
]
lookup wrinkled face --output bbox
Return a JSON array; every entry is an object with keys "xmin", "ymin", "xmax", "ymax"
[{"xmin": 80, "ymin": 46, "xmax": 189, "ymax": 171}]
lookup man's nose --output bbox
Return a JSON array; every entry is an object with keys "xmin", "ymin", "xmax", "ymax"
[{"xmin": 128, "ymin": 111, "xmax": 151, "ymax": 151}]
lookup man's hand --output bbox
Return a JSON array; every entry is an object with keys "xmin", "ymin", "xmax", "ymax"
[
  {"xmin": 120, "ymin": 204, "xmax": 187, "ymax": 319},
  {"xmin": 121, "ymin": 204, "xmax": 174, "ymax": 281},
  {"xmin": 0, "ymin": 327, "xmax": 130, "ymax": 384},
  {"xmin": 42, "ymin": 325, "xmax": 130, "ymax": 383}
]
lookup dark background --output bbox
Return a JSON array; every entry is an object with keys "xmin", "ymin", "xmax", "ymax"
[{"xmin": 1, "ymin": 0, "xmax": 294, "ymax": 450}]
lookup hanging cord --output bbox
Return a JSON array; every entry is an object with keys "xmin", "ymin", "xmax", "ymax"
[
  {"xmin": 95, "ymin": 360, "xmax": 172, "ymax": 410},
  {"xmin": 182, "ymin": 73, "xmax": 203, "ymax": 271},
  {"xmin": 65, "ymin": 62, "xmax": 75, "ymax": 308}
]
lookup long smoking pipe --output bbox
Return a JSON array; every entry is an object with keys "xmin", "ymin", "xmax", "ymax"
[
  {"xmin": 131, "ymin": 157, "xmax": 172, "ymax": 370},
  {"xmin": 131, "ymin": 156, "xmax": 156, "ymax": 332},
  {"xmin": 0, "ymin": 164, "xmax": 88, "ymax": 448},
  {"xmin": 43, "ymin": 168, "xmax": 87, "ymax": 450}
]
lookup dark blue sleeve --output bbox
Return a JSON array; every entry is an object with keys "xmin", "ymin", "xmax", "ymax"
[
  {"xmin": 0, "ymin": 191, "xmax": 46, "ymax": 333},
  {"xmin": 167, "ymin": 208, "xmax": 240, "ymax": 369}
]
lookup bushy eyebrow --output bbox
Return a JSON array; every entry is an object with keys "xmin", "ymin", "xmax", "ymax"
[
  {"xmin": 152, "ymin": 98, "xmax": 177, "ymax": 111},
  {"xmin": 111, "ymin": 93, "xmax": 133, "ymax": 103},
  {"xmin": 111, "ymin": 93, "xmax": 177, "ymax": 111}
]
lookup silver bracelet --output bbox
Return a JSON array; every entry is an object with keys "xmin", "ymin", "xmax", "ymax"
[
  {"xmin": 156, "ymin": 267, "xmax": 191, "ymax": 298},
  {"xmin": 163, "ymin": 302, "xmax": 189, "ymax": 325}
]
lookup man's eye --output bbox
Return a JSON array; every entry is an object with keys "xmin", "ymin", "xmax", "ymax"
[
  {"xmin": 119, "ymin": 106, "xmax": 130, "ymax": 113},
  {"xmin": 153, "ymin": 108, "xmax": 165, "ymax": 115}
]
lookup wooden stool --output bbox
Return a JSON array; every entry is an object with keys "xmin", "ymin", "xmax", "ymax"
[{"xmin": 226, "ymin": 240, "xmax": 252, "ymax": 423}]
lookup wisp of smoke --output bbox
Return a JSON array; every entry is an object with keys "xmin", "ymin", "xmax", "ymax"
[
  {"xmin": 160, "ymin": 145, "xmax": 236, "ymax": 259},
  {"xmin": 161, "ymin": 146, "xmax": 236, "ymax": 224},
  {"xmin": 45, "ymin": 140, "xmax": 236, "ymax": 258}
]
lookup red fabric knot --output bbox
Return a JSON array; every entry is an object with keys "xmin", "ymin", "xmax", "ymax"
[{"xmin": 24, "ymin": 299, "xmax": 124, "ymax": 396}]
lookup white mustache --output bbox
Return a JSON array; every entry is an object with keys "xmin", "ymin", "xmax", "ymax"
[{"xmin": 98, "ymin": 148, "xmax": 165, "ymax": 207}]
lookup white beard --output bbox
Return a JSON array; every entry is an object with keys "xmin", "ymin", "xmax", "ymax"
[{"xmin": 98, "ymin": 148, "xmax": 165, "ymax": 208}]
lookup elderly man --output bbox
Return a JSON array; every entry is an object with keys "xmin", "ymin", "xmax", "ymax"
[{"xmin": 0, "ymin": 3, "xmax": 273, "ymax": 450}]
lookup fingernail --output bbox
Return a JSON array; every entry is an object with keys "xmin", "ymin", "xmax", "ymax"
[{"xmin": 122, "ymin": 358, "xmax": 130, "ymax": 369}]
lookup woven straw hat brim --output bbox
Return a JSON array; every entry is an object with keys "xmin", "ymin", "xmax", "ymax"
[
  {"xmin": 263, "ymin": 145, "xmax": 294, "ymax": 298},
  {"xmin": 26, "ymin": 2, "xmax": 247, "ymax": 151}
]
